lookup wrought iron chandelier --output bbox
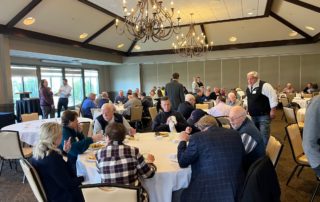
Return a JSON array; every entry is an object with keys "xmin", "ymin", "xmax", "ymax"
[
  {"xmin": 115, "ymin": 0, "xmax": 181, "ymax": 43},
  {"xmin": 172, "ymin": 13, "xmax": 213, "ymax": 57}
]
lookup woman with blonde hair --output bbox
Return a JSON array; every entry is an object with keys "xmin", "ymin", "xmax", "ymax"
[{"xmin": 31, "ymin": 122, "xmax": 85, "ymax": 202}]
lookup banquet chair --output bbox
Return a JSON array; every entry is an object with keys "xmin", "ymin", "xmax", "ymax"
[
  {"xmin": 266, "ymin": 136, "xmax": 283, "ymax": 168},
  {"xmin": 0, "ymin": 130, "xmax": 32, "ymax": 176},
  {"xmin": 283, "ymin": 107, "xmax": 304, "ymax": 129},
  {"xmin": 304, "ymin": 94, "xmax": 313, "ymax": 98},
  {"xmin": 215, "ymin": 116, "xmax": 231, "ymax": 129},
  {"xmin": 203, "ymin": 101, "xmax": 214, "ymax": 109},
  {"xmin": 74, "ymin": 107, "xmax": 81, "ymax": 116},
  {"xmin": 280, "ymin": 97, "xmax": 289, "ymax": 120},
  {"xmin": 285, "ymin": 124, "xmax": 310, "ymax": 186},
  {"xmin": 148, "ymin": 107, "xmax": 157, "ymax": 121},
  {"xmin": 80, "ymin": 183, "xmax": 140, "ymax": 202},
  {"xmin": 19, "ymin": 159, "xmax": 47, "ymax": 202},
  {"xmin": 195, "ymin": 104, "xmax": 209, "ymax": 110},
  {"xmin": 81, "ymin": 122, "xmax": 91, "ymax": 137},
  {"xmin": 129, "ymin": 107, "xmax": 143, "ymax": 130},
  {"xmin": 21, "ymin": 113, "xmax": 39, "ymax": 122},
  {"xmin": 287, "ymin": 93, "xmax": 295, "ymax": 103}
]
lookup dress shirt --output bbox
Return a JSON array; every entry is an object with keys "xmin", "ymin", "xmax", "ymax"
[
  {"xmin": 59, "ymin": 84, "xmax": 72, "ymax": 98},
  {"xmin": 248, "ymin": 80, "xmax": 278, "ymax": 108},
  {"xmin": 208, "ymin": 102, "xmax": 232, "ymax": 117}
]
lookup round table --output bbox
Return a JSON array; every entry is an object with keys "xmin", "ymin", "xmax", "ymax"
[
  {"xmin": 76, "ymin": 132, "xmax": 191, "ymax": 202},
  {"xmin": 2, "ymin": 117, "xmax": 93, "ymax": 146},
  {"xmin": 292, "ymin": 97, "xmax": 311, "ymax": 108},
  {"xmin": 114, "ymin": 104, "xmax": 125, "ymax": 114}
]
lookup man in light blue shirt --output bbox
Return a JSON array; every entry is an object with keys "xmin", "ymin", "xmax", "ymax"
[{"xmin": 81, "ymin": 93, "xmax": 97, "ymax": 119}]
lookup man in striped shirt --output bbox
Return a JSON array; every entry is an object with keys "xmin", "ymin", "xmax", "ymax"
[{"xmin": 229, "ymin": 106, "xmax": 266, "ymax": 170}]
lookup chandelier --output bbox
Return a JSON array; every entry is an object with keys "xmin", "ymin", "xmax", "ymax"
[
  {"xmin": 115, "ymin": 0, "xmax": 181, "ymax": 43},
  {"xmin": 172, "ymin": 13, "xmax": 213, "ymax": 57}
]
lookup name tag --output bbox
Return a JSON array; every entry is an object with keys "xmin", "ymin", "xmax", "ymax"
[{"xmin": 252, "ymin": 91, "xmax": 256, "ymax": 94}]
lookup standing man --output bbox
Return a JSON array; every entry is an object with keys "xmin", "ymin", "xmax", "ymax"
[
  {"xmin": 57, "ymin": 79, "xmax": 72, "ymax": 118},
  {"xmin": 246, "ymin": 71, "xmax": 278, "ymax": 145},
  {"xmin": 165, "ymin": 72, "xmax": 185, "ymax": 111}
]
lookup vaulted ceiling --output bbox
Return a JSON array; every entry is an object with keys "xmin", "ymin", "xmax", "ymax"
[{"xmin": 0, "ymin": 0, "xmax": 319, "ymax": 57}]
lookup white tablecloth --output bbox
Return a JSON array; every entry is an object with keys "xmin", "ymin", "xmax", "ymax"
[
  {"xmin": 296, "ymin": 108, "xmax": 306, "ymax": 123},
  {"xmin": 2, "ymin": 117, "xmax": 93, "ymax": 146},
  {"xmin": 114, "ymin": 104, "xmax": 125, "ymax": 114},
  {"xmin": 76, "ymin": 133, "xmax": 191, "ymax": 202},
  {"xmin": 292, "ymin": 97, "xmax": 311, "ymax": 108}
]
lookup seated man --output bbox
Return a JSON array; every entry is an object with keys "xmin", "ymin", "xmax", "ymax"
[
  {"xmin": 81, "ymin": 93, "xmax": 97, "ymax": 119},
  {"xmin": 227, "ymin": 92, "xmax": 242, "ymax": 107},
  {"xmin": 97, "ymin": 92, "xmax": 112, "ymax": 108},
  {"xmin": 114, "ymin": 90, "xmax": 127, "ymax": 104},
  {"xmin": 195, "ymin": 89, "xmax": 205, "ymax": 104},
  {"xmin": 93, "ymin": 103, "xmax": 135, "ymax": 135},
  {"xmin": 96, "ymin": 123, "xmax": 156, "ymax": 185},
  {"xmin": 208, "ymin": 95, "xmax": 231, "ymax": 117},
  {"xmin": 123, "ymin": 93, "xmax": 142, "ymax": 118},
  {"xmin": 204, "ymin": 86, "xmax": 217, "ymax": 101},
  {"xmin": 152, "ymin": 97, "xmax": 188, "ymax": 132},
  {"xmin": 140, "ymin": 92, "xmax": 153, "ymax": 117},
  {"xmin": 178, "ymin": 115, "xmax": 245, "ymax": 202},
  {"xmin": 177, "ymin": 94, "xmax": 196, "ymax": 120},
  {"xmin": 229, "ymin": 106, "xmax": 266, "ymax": 170}
]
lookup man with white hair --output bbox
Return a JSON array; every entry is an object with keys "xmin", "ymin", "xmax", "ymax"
[
  {"xmin": 93, "ymin": 103, "xmax": 136, "ymax": 135},
  {"xmin": 246, "ymin": 71, "xmax": 278, "ymax": 145},
  {"xmin": 227, "ymin": 92, "xmax": 241, "ymax": 107},
  {"xmin": 177, "ymin": 94, "xmax": 196, "ymax": 120}
]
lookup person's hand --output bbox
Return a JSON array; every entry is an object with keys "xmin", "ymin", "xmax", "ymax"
[
  {"xmin": 185, "ymin": 126, "xmax": 192, "ymax": 134},
  {"xmin": 179, "ymin": 132, "xmax": 190, "ymax": 142},
  {"xmin": 270, "ymin": 108, "xmax": 276, "ymax": 119},
  {"xmin": 92, "ymin": 133, "xmax": 104, "ymax": 142},
  {"xmin": 63, "ymin": 137, "xmax": 71, "ymax": 153},
  {"xmin": 129, "ymin": 127, "xmax": 136, "ymax": 136},
  {"xmin": 166, "ymin": 116, "xmax": 172, "ymax": 125},
  {"xmin": 146, "ymin": 154, "xmax": 155, "ymax": 163}
]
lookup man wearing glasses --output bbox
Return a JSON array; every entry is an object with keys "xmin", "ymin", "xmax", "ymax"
[{"xmin": 229, "ymin": 106, "xmax": 266, "ymax": 170}]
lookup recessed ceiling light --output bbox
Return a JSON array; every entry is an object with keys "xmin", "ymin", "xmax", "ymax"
[
  {"xmin": 117, "ymin": 43, "xmax": 124, "ymax": 48},
  {"xmin": 289, "ymin": 31, "xmax": 298, "ymax": 37},
  {"xmin": 23, "ymin": 17, "xmax": 35, "ymax": 25},
  {"xmin": 134, "ymin": 45, "xmax": 141, "ymax": 50},
  {"xmin": 79, "ymin": 33, "xmax": 88, "ymax": 39},
  {"xmin": 247, "ymin": 12, "xmax": 253, "ymax": 15},
  {"xmin": 305, "ymin": 26, "xmax": 315, "ymax": 31},
  {"xmin": 229, "ymin": 36, "xmax": 237, "ymax": 42}
]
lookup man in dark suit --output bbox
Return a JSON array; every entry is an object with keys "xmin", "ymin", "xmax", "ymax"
[
  {"xmin": 165, "ymin": 72, "xmax": 185, "ymax": 111},
  {"xmin": 178, "ymin": 118, "xmax": 245, "ymax": 202},
  {"xmin": 177, "ymin": 94, "xmax": 196, "ymax": 120}
]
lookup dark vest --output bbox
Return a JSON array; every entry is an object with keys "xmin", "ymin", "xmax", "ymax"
[
  {"xmin": 96, "ymin": 113, "xmax": 123, "ymax": 133},
  {"xmin": 246, "ymin": 80, "xmax": 270, "ymax": 116}
]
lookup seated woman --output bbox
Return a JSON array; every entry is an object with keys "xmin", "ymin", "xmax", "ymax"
[
  {"xmin": 96, "ymin": 122, "xmax": 156, "ymax": 185},
  {"xmin": 31, "ymin": 122, "xmax": 85, "ymax": 202},
  {"xmin": 59, "ymin": 110, "xmax": 104, "ymax": 173}
]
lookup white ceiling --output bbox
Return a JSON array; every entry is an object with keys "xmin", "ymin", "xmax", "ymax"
[{"xmin": 0, "ymin": 0, "xmax": 32, "ymax": 24}]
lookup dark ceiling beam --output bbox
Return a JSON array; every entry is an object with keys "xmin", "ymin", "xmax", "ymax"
[
  {"xmin": 0, "ymin": 25, "xmax": 126, "ymax": 56},
  {"xmin": 313, "ymin": 33, "xmax": 320, "ymax": 42},
  {"xmin": 6, "ymin": 0, "xmax": 42, "ymax": 28},
  {"xmin": 200, "ymin": 24, "xmax": 209, "ymax": 45},
  {"xmin": 126, "ymin": 39, "xmax": 138, "ymax": 55},
  {"xmin": 83, "ymin": 19, "xmax": 115, "ymax": 44},
  {"xmin": 285, "ymin": 0, "xmax": 320, "ymax": 13},
  {"xmin": 270, "ymin": 11, "xmax": 312, "ymax": 40},
  {"xmin": 129, "ymin": 38, "xmax": 313, "ymax": 56},
  {"xmin": 264, "ymin": 0, "xmax": 274, "ymax": 16}
]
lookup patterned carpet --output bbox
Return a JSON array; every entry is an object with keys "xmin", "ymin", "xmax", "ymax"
[{"xmin": 0, "ymin": 109, "xmax": 319, "ymax": 202}]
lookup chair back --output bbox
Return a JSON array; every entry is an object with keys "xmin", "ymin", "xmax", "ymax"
[
  {"xmin": 19, "ymin": 159, "xmax": 47, "ymax": 202},
  {"xmin": 304, "ymin": 93, "xmax": 313, "ymax": 98},
  {"xmin": 21, "ymin": 113, "xmax": 39, "ymax": 122},
  {"xmin": 195, "ymin": 104, "xmax": 209, "ymax": 110},
  {"xmin": 148, "ymin": 107, "xmax": 157, "ymax": 121},
  {"xmin": 287, "ymin": 93, "xmax": 295, "ymax": 103},
  {"xmin": 130, "ymin": 107, "xmax": 143, "ymax": 122},
  {"xmin": 280, "ymin": 97, "xmax": 289, "ymax": 107},
  {"xmin": 285, "ymin": 124, "xmax": 304, "ymax": 161},
  {"xmin": 81, "ymin": 183, "xmax": 139, "ymax": 202},
  {"xmin": 283, "ymin": 107, "xmax": 297, "ymax": 124},
  {"xmin": 215, "ymin": 116, "xmax": 231, "ymax": 129},
  {"xmin": 203, "ymin": 101, "xmax": 214, "ymax": 109},
  {"xmin": 74, "ymin": 107, "xmax": 81, "ymax": 116},
  {"xmin": 80, "ymin": 122, "xmax": 91, "ymax": 137},
  {"xmin": 266, "ymin": 136, "xmax": 283, "ymax": 167},
  {"xmin": 0, "ymin": 130, "xmax": 24, "ymax": 159}
]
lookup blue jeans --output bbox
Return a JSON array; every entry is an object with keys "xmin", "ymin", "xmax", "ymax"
[
  {"xmin": 251, "ymin": 115, "xmax": 271, "ymax": 146},
  {"xmin": 57, "ymin": 98, "xmax": 69, "ymax": 118}
]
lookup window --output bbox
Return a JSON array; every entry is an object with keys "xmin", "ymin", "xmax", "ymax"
[
  {"xmin": 84, "ymin": 70, "xmax": 99, "ymax": 96},
  {"xmin": 41, "ymin": 67, "xmax": 63, "ymax": 108},
  {"xmin": 11, "ymin": 66, "xmax": 39, "ymax": 103},
  {"xmin": 65, "ymin": 68, "xmax": 84, "ymax": 107}
]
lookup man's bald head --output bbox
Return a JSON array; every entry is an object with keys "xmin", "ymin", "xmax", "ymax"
[{"xmin": 229, "ymin": 106, "xmax": 247, "ymax": 130}]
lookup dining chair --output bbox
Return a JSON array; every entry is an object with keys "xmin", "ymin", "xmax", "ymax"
[
  {"xmin": 129, "ymin": 107, "xmax": 143, "ymax": 130},
  {"xmin": 215, "ymin": 116, "xmax": 231, "ymax": 129},
  {"xmin": 303, "ymin": 94, "xmax": 313, "ymax": 98},
  {"xmin": 287, "ymin": 93, "xmax": 295, "ymax": 103},
  {"xmin": 0, "ymin": 130, "xmax": 32, "ymax": 176},
  {"xmin": 283, "ymin": 107, "xmax": 304, "ymax": 129},
  {"xmin": 21, "ymin": 113, "xmax": 39, "ymax": 122},
  {"xmin": 195, "ymin": 103, "xmax": 209, "ymax": 110},
  {"xmin": 80, "ymin": 183, "xmax": 140, "ymax": 202},
  {"xmin": 148, "ymin": 107, "xmax": 157, "ymax": 121},
  {"xmin": 19, "ymin": 159, "xmax": 47, "ymax": 202},
  {"xmin": 266, "ymin": 136, "xmax": 284, "ymax": 168},
  {"xmin": 285, "ymin": 124, "xmax": 310, "ymax": 186}
]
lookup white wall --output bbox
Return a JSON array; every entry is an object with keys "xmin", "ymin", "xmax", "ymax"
[{"xmin": 108, "ymin": 64, "xmax": 141, "ymax": 92}]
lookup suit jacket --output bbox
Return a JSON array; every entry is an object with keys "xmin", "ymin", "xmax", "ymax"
[
  {"xmin": 177, "ymin": 101, "xmax": 195, "ymax": 120},
  {"xmin": 123, "ymin": 98, "xmax": 142, "ymax": 116},
  {"xmin": 178, "ymin": 126, "xmax": 245, "ymax": 202},
  {"xmin": 165, "ymin": 80, "xmax": 185, "ymax": 110},
  {"xmin": 152, "ymin": 111, "xmax": 188, "ymax": 132}
]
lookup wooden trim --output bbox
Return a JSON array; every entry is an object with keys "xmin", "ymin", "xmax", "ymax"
[
  {"xmin": 270, "ymin": 12, "xmax": 312, "ymax": 40},
  {"xmin": 313, "ymin": 32, "xmax": 320, "ymax": 42},
  {"xmin": 6, "ymin": 0, "xmax": 42, "ymax": 28},
  {"xmin": 129, "ymin": 39, "xmax": 314, "ymax": 56},
  {"xmin": 126, "ymin": 39, "xmax": 138, "ymax": 55},
  {"xmin": 83, "ymin": 19, "xmax": 115, "ymax": 44},
  {"xmin": 0, "ymin": 25, "xmax": 126, "ymax": 56},
  {"xmin": 264, "ymin": 0, "xmax": 274, "ymax": 16},
  {"xmin": 200, "ymin": 24, "xmax": 208, "ymax": 45},
  {"xmin": 285, "ymin": 0, "xmax": 320, "ymax": 13}
]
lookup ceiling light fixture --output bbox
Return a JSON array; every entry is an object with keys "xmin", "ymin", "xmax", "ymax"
[
  {"xmin": 172, "ymin": 13, "xmax": 213, "ymax": 58},
  {"xmin": 305, "ymin": 26, "xmax": 315, "ymax": 31},
  {"xmin": 117, "ymin": 43, "xmax": 124, "ymax": 48},
  {"xmin": 79, "ymin": 33, "xmax": 88, "ymax": 39},
  {"xmin": 134, "ymin": 45, "xmax": 141, "ymax": 50},
  {"xmin": 23, "ymin": 17, "xmax": 35, "ymax": 25},
  {"xmin": 115, "ymin": 0, "xmax": 181, "ymax": 43},
  {"xmin": 289, "ymin": 31, "xmax": 298, "ymax": 37},
  {"xmin": 247, "ymin": 12, "xmax": 253, "ymax": 15},
  {"xmin": 229, "ymin": 36, "xmax": 237, "ymax": 42}
]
